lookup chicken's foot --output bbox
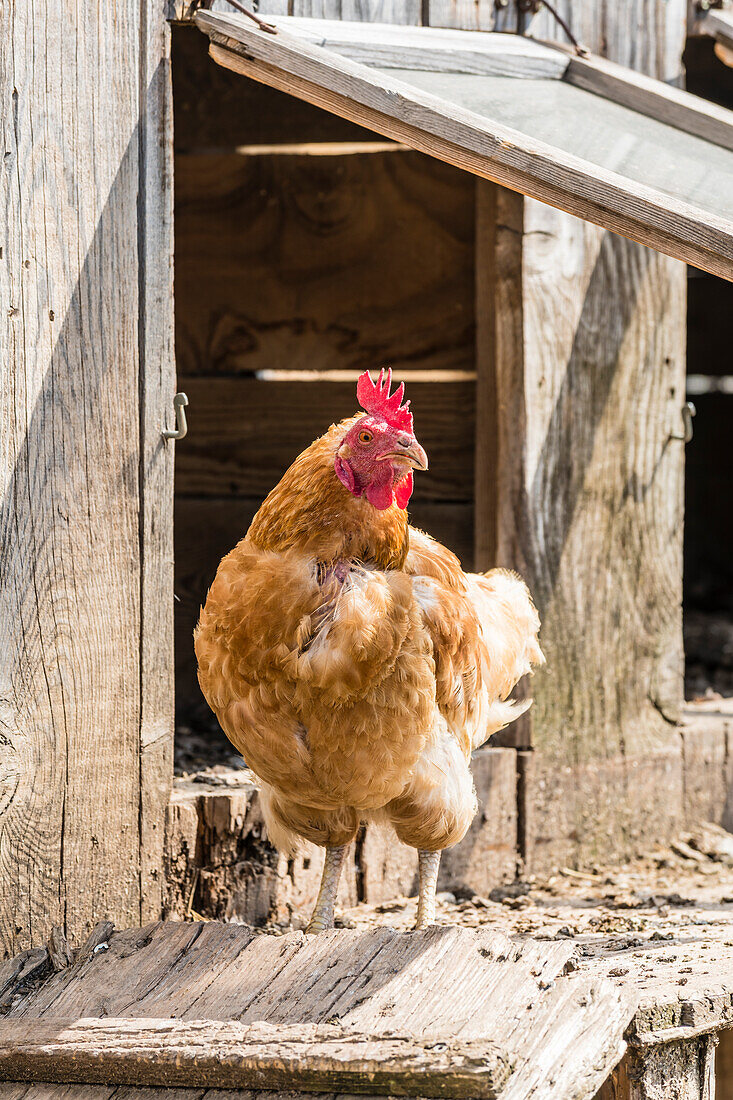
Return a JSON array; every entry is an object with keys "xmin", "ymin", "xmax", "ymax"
[
  {"xmin": 306, "ymin": 844, "xmax": 347, "ymax": 934},
  {"xmin": 415, "ymin": 849, "xmax": 441, "ymax": 930}
]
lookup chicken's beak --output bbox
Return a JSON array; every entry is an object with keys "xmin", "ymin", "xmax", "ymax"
[
  {"xmin": 382, "ymin": 440, "xmax": 429, "ymax": 472},
  {"xmin": 403, "ymin": 440, "xmax": 429, "ymax": 471}
]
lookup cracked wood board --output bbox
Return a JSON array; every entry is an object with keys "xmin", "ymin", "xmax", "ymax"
[{"xmin": 0, "ymin": 923, "xmax": 633, "ymax": 1099}]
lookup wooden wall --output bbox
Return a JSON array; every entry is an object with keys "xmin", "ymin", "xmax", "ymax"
[
  {"xmin": 172, "ymin": 40, "xmax": 477, "ymax": 714},
  {"xmin": 481, "ymin": 1, "xmax": 690, "ymax": 870},
  {"xmin": 0, "ymin": 3, "xmax": 175, "ymax": 954}
]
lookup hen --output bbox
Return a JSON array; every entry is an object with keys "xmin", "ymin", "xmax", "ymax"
[{"xmin": 195, "ymin": 371, "xmax": 543, "ymax": 932}]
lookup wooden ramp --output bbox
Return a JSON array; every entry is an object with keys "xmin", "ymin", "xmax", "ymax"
[{"xmin": 0, "ymin": 923, "xmax": 633, "ymax": 1099}]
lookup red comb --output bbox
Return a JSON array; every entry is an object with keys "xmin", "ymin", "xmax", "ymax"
[{"xmin": 356, "ymin": 369, "xmax": 413, "ymax": 432}]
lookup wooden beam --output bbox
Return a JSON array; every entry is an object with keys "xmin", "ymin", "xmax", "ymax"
[
  {"xmin": 561, "ymin": 49, "xmax": 733, "ymax": 152},
  {"xmin": 138, "ymin": 0, "xmax": 176, "ymax": 927},
  {"xmin": 195, "ymin": 11, "xmax": 733, "ymax": 279},
  {"xmin": 480, "ymin": 1, "xmax": 688, "ymax": 867},
  {"xmin": 227, "ymin": 17, "xmax": 569, "ymax": 78},
  {"xmin": 0, "ymin": 1018, "xmax": 514, "ymax": 1096}
]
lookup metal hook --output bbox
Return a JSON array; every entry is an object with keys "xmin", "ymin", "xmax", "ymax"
[
  {"xmin": 670, "ymin": 401, "xmax": 696, "ymax": 443},
  {"xmin": 162, "ymin": 393, "xmax": 189, "ymax": 441}
]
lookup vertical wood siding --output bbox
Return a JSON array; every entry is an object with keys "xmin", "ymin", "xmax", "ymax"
[
  {"xmin": 0, "ymin": 2, "xmax": 174, "ymax": 953},
  {"xmin": 484, "ymin": 0, "xmax": 689, "ymax": 869}
]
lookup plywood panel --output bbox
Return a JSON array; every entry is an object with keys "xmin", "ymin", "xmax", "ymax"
[{"xmin": 174, "ymin": 150, "xmax": 475, "ymax": 379}]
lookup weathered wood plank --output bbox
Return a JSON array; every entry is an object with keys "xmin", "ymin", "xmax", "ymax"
[
  {"xmin": 0, "ymin": 0, "xmax": 171, "ymax": 955},
  {"xmin": 238, "ymin": 19, "xmax": 568, "ymax": 78},
  {"xmin": 174, "ymin": 150, "xmax": 475, "ymax": 379},
  {"xmin": 175, "ymin": 379, "xmax": 473, "ymax": 503},
  {"xmin": 599, "ymin": 1037, "xmax": 717, "ymax": 1100},
  {"xmin": 195, "ymin": 10, "xmax": 733, "ymax": 278},
  {"xmin": 170, "ymin": 1, "xmax": 422, "ymax": 25},
  {"xmin": 0, "ymin": 1019, "xmax": 514, "ymax": 1098},
  {"xmin": 562, "ymin": 49, "xmax": 733, "ymax": 152},
  {"xmin": 426, "ymin": 2, "xmax": 494, "ymax": 30},
  {"xmin": 519, "ymin": 749, "xmax": 684, "ymax": 875},
  {"xmin": 6, "ymin": 925, "xmax": 204, "ymax": 1020},
  {"xmin": 681, "ymin": 700, "xmax": 733, "ymax": 828},
  {"xmin": 139, "ymin": 0, "xmax": 176, "ymax": 928},
  {"xmin": 483, "ymin": 0, "xmax": 688, "ymax": 870}
]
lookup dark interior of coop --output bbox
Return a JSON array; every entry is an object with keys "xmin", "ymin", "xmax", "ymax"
[{"xmin": 171, "ymin": 26, "xmax": 733, "ymax": 775}]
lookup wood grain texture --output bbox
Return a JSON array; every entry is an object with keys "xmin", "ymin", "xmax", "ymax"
[
  {"xmin": 0, "ymin": 1019, "xmax": 515, "ymax": 1097},
  {"xmin": 426, "ymin": 2, "xmax": 495, "ymax": 30},
  {"xmin": 495, "ymin": 196, "xmax": 687, "ymax": 760},
  {"xmin": 481, "ymin": 2, "xmax": 688, "ymax": 866},
  {"xmin": 0, "ymin": 923, "xmax": 634, "ymax": 1100},
  {"xmin": 195, "ymin": 10, "xmax": 733, "ymax": 278},
  {"xmin": 174, "ymin": 150, "xmax": 475, "ymax": 379},
  {"xmin": 681, "ymin": 701, "xmax": 733, "ymax": 829},
  {"xmin": 497, "ymin": 0, "xmax": 688, "ymax": 81},
  {"xmin": 139, "ymin": 0, "xmax": 176, "ymax": 926},
  {"xmin": 597, "ymin": 1037, "xmax": 717, "ymax": 1100},
  {"xmin": 0, "ymin": 0, "xmax": 171, "ymax": 954},
  {"xmin": 169, "ymin": 1, "xmax": 421, "ymax": 24},
  {"xmin": 249, "ymin": 19, "xmax": 568, "ymax": 78},
  {"xmin": 176, "ymin": 379, "xmax": 473, "ymax": 502}
]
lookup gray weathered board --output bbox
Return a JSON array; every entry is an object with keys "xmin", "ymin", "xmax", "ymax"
[
  {"xmin": 193, "ymin": 11, "xmax": 733, "ymax": 278},
  {"xmin": 0, "ymin": 0, "xmax": 175, "ymax": 955},
  {"xmin": 0, "ymin": 923, "xmax": 632, "ymax": 1099}
]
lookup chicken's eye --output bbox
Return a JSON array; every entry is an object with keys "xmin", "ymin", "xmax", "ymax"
[{"xmin": 358, "ymin": 430, "xmax": 373, "ymax": 445}]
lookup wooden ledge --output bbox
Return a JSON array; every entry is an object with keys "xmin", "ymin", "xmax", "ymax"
[{"xmin": 0, "ymin": 1018, "xmax": 514, "ymax": 1097}]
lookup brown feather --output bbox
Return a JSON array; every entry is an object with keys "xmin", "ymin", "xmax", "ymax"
[{"xmin": 195, "ymin": 416, "xmax": 544, "ymax": 856}]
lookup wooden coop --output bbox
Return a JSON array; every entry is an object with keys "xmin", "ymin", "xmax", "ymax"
[{"xmin": 4, "ymin": 0, "xmax": 733, "ymax": 1097}]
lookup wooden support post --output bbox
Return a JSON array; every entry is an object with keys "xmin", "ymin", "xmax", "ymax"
[
  {"xmin": 597, "ymin": 1037, "xmax": 718, "ymax": 1100},
  {"xmin": 476, "ymin": 0, "xmax": 689, "ymax": 869},
  {"xmin": 716, "ymin": 1028, "xmax": 733, "ymax": 1100}
]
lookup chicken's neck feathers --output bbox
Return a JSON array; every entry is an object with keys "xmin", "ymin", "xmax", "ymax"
[{"xmin": 247, "ymin": 418, "xmax": 409, "ymax": 571}]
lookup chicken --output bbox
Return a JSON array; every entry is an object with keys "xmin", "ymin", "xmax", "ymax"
[{"xmin": 195, "ymin": 370, "xmax": 544, "ymax": 932}]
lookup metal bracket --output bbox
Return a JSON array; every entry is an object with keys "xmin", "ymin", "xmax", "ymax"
[
  {"xmin": 162, "ymin": 393, "xmax": 189, "ymax": 441},
  {"xmin": 670, "ymin": 401, "xmax": 696, "ymax": 443}
]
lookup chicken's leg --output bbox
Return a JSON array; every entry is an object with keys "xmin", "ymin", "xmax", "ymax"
[
  {"xmin": 415, "ymin": 849, "xmax": 441, "ymax": 930},
  {"xmin": 306, "ymin": 845, "xmax": 347, "ymax": 934}
]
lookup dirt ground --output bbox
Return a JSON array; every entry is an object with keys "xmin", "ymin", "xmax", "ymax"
[{"xmin": 319, "ymin": 825, "xmax": 733, "ymax": 949}]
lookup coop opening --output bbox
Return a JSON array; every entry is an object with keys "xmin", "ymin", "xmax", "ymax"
[
  {"xmin": 172, "ymin": 16, "xmax": 733, "ymax": 776},
  {"xmin": 171, "ymin": 25, "xmax": 478, "ymax": 775}
]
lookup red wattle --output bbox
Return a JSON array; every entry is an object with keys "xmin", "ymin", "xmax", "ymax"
[
  {"xmin": 394, "ymin": 471, "xmax": 413, "ymax": 509},
  {"xmin": 334, "ymin": 455, "xmax": 360, "ymax": 495},
  {"xmin": 365, "ymin": 480, "xmax": 395, "ymax": 510}
]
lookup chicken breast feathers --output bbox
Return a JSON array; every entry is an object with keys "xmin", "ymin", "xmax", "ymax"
[{"xmin": 195, "ymin": 526, "xmax": 543, "ymax": 855}]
